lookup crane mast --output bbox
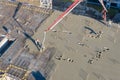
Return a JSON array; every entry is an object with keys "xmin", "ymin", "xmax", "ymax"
[{"xmin": 98, "ymin": 0, "xmax": 108, "ymax": 21}]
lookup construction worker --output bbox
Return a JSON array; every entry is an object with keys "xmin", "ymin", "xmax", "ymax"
[{"xmin": 88, "ymin": 59, "xmax": 93, "ymax": 64}]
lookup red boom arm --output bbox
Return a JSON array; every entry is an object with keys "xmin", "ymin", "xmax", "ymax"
[{"xmin": 45, "ymin": 0, "xmax": 83, "ymax": 32}]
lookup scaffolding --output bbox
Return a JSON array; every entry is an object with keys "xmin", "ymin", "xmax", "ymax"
[{"xmin": 0, "ymin": 64, "xmax": 29, "ymax": 80}]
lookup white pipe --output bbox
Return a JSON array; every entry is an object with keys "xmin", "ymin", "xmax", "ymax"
[{"xmin": 42, "ymin": 31, "xmax": 46, "ymax": 49}]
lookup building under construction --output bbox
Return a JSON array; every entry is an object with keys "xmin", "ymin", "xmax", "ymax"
[
  {"xmin": 0, "ymin": 0, "xmax": 106, "ymax": 80},
  {"xmin": 0, "ymin": 0, "xmax": 55, "ymax": 80}
]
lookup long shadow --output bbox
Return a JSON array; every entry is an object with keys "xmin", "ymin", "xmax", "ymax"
[
  {"xmin": 23, "ymin": 32, "xmax": 40, "ymax": 51},
  {"xmin": 12, "ymin": 2, "xmax": 24, "ymax": 31},
  {"xmin": 32, "ymin": 71, "xmax": 46, "ymax": 80},
  {"xmin": 12, "ymin": 2, "xmax": 22, "ymax": 18},
  {"xmin": 84, "ymin": 26, "xmax": 97, "ymax": 34},
  {"xmin": 2, "ymin": 26, "xmax": 9, "ymax": 33},
  {"xmin": 98, "ymin": 20, "xmax": 107, "ymax": 25}
]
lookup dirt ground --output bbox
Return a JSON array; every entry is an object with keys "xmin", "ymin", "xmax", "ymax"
[{"xmin": 26, "ymin": 10, "xmax": 120, "ymax": 80}]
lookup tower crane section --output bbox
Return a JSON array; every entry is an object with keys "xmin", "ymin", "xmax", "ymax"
[{"xmin": 98, "ymin": 0, "xmax": 108, "ymax": 21}]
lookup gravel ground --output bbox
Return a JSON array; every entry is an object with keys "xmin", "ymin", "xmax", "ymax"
[{"xmin": 26, "ymin": 10, "xmax": 120, "ymax": 80}]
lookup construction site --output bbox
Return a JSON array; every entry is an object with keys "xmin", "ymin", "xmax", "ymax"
[{"xmin": 0, "ymin": 0, "xmax": 120, "ymax": 80}]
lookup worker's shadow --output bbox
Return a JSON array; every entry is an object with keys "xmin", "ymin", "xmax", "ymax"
[
  {"xmin": 23, "ymin": 32, "xmax": 40, "ymax": 51},
  {"xmin": 98, "ymin": 20, "xmax": 107, "ymax": 25},
  {"xmin": 84, "ymin": 26, "xmax": 96, "ymax": 34}
]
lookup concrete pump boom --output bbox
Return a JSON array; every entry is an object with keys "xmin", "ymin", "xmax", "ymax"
[
  {"xmin": 45, "ymin": 0, "xmax": 83, "ymax": 32},
  {"xmin": 41, "ymin": 0, "xmax": 83, "ymax": 50},
  {"xmin": 45, "ymin": 0, "xmax": 107, "ymax": 32},
  {"xmin": 41, "ymin": 0, "xmax": 107, "ymax": 50}
]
